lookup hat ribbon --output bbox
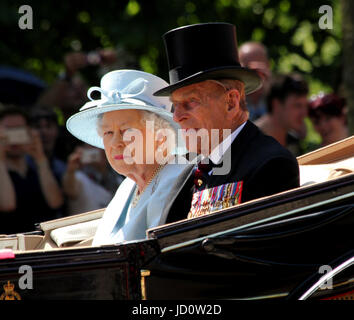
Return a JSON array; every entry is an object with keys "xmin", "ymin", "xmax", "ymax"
[{"xmin": 80, "ymin": 78, "xmax": 148, "ymax": 111}]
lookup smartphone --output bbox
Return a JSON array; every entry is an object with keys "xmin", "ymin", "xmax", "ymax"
[
  {"xmin": 5, "ymin": 127, "xmax": 31, "ymax": 145},
  {"xmin": 81, "ymin": 148, "xmax": 102, "ymax": 164},
  {"xmin": 87, "ymin": 51, "xmax": 101, "ymax": 65}
]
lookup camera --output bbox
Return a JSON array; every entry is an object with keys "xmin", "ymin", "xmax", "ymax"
[
  {"xmin": 86, "ymin": 51, "xmax": 101, "ymax": 66},
  {"xmin": 5, "ymin": 127, "xmax": 31, "ymax": 145},
  {"xmin": 81, "ymin": 148, "xmax": 102, "ymax": 164}
]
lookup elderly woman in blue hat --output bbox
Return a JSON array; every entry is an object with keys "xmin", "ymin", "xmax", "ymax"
[{"xmin": 67, "ymin": 70, "xmax": 193, "ymax": 246}]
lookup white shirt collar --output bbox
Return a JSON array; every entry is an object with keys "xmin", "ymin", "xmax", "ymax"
[{"xmin": 208, "ymin": 121, "xmax": 247, "ymax": 165}]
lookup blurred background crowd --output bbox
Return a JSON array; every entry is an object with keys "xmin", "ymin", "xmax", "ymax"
[{"xmin": 0, "ymin": 0, "xmax": 353, "ymax": 234}]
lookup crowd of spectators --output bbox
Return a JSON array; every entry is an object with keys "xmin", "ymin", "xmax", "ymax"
[
  {"xmin": 0, "ymin": 50, "xmax": 124, "ymax": 234},
  {"xmin": 239, "ymin": 41, "xmax": 349, "ymax": 156}
]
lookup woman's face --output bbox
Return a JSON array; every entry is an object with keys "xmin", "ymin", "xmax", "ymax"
[
  {"xmin": 312, "ymin": 113, "xmax": 346, "ymax": 146},
  {"xmin": 100, "ymin": 109, "xmax": 154, "ymax": 176}
]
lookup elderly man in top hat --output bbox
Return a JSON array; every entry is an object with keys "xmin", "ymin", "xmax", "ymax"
[{"xmin": 154, "ymin": 23, "xmax": 300, "ymax": 222}]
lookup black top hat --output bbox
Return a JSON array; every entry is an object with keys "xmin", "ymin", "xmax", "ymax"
[{"xmin": 154, "ymin": 22, "xmax": 262, "ymax": 96}]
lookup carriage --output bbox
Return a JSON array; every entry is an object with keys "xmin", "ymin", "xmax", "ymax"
[{"xmin": 0, "ymin": 137, "xmax": 353, "ymax": 300}]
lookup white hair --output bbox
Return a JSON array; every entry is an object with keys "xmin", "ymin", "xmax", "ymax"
[{"xmin": 139, "ymin": 110, "xmax": 174, "ymax": 132}]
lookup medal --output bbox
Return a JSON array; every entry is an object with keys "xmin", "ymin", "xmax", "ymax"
[{"xmin": 188, "ymin": 181, "xmax": 243, "ymax": 219}]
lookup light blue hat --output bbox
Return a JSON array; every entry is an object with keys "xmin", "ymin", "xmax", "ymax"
[{"xmin": 67, "ymin": 69, "xmax": 184, "ymax": 152}]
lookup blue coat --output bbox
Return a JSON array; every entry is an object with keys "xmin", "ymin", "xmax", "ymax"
[{"xmin": 92, "ymin": 160, "xmax": 194, "ymax": 246}]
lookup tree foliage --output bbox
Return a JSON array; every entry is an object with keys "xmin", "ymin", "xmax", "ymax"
[{"xmin": 0, "ymin": 0, "xmax": 342, "ymax": 95}]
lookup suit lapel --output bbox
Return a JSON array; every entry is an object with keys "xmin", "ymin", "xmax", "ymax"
[
  {"xmin": 209, "ymin": 120, "xmax": 258, "ymax": 187},
  {"xmin": 166, "ymin": 122, "xmax": 259, "ymax": 223}
]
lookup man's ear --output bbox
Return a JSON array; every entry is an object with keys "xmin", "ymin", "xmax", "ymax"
[{"xmin": 226, "ymin": 89, "xmax": 240, "ymax": 114}]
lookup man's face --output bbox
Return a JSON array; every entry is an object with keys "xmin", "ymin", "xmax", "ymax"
[
  {"xmin": 171, "ymin": 81, "xmax": 230, "ymax": 154},
  {"xmin": 278, "ymin": 94, "xmax": 308, "ymax": 132}
]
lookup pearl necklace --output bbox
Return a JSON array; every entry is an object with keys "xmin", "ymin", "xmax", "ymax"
[{"xmin": 131, "ymin": 164, "xmax": 165, "ymax": 208}]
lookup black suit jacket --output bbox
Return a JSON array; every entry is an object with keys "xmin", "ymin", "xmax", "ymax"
[{"xmin": 166, "ymin": 120, "xmax": 300, "ymax": 223}]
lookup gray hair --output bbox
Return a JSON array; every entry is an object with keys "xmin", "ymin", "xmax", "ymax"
[
  {"xmin": 139, "ymin": 110, "xmax": 174, "ymax": 132},
  {"xmin": 206, "ymin": 79, "xmax": 247, "ymax": 111}
]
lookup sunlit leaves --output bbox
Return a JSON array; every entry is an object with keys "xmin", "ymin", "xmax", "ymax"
[
  {"xmin": 78, "ymin": 11, "xmax": 90, "ymax": 24},
  {"xmin": 321, "ymin": 36, "xmax": 341, "ymax": 65},
  {"xmin": 278, "ymin": 53, "xmax": 313, "ymax": 73},
  {"xmin": 24, "ymin": 58, "xmax": 43, "ymax": 73},
  {"xmin": 308, "ymin": 78, "xmax": 332, "ymax": 95},
  {"xmin": 237, "ymin": 0, "xmax": 254, "ymax": 9},
  {"xmin": 0, "ymin": 0, "xmax": 343, "ymax": 96},
  {"xmin": 126, "ymin": 0, "xmax": 141, "ymax": 16},
  {"xmin": 263, "ymin": 8, "xmax": 276, "ymax": 28},
  {"xmin": 251, "ymin": 28, "xmax": 265, "ymax": 41},
  {"xmin": 292, "ymin": 21, "xmax": 317, "ymax": 57},
  {"xmin": 216, "ymin": 0, "xmax": 232, "ymax": 7},
  {"xmin": 140, "ymin": 46, "xmax": 159, "ymax": 74},
  {"xmin": 278, "ymin": 0, "xmax": 290, "ymax": 13}
]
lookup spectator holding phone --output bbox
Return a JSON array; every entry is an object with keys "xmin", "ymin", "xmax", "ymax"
[
  {"xmin": 29, "ymin": 106, "xmax": 66, "ymax": 184},
  {"xmin": 62, "ymin": 143, "xmax": 122, "ymax": 216},
  {"xmin": 0, "ymin": 106, "xmax": 64, "ymax": 234}
]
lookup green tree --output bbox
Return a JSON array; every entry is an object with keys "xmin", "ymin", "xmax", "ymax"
[{"xmin": 0, "ymin": 0, "xmax": 344, "ymax": 96}]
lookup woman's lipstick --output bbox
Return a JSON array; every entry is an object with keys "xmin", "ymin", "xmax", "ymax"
[{"xmin": 114, "ymin": 155, "xmax": 124, "ymax": 160}]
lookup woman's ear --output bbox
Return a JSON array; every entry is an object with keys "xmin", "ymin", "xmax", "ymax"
[
  {"xmin": 155, "ymin": 130, "xmax": 167, "ymax": 147},
  {"xmin": 155, "ymin": 131, "xmax": 169, "ymax": 158}
]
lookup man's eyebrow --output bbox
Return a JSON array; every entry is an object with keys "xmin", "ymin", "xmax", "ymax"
[
  {"xmin": 171, "ymin": 89, "xmax": 200, "ymax": 101},
  {"xmin": 182, "ymin": 89, "xmax": 200, "ymax": 98}
]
